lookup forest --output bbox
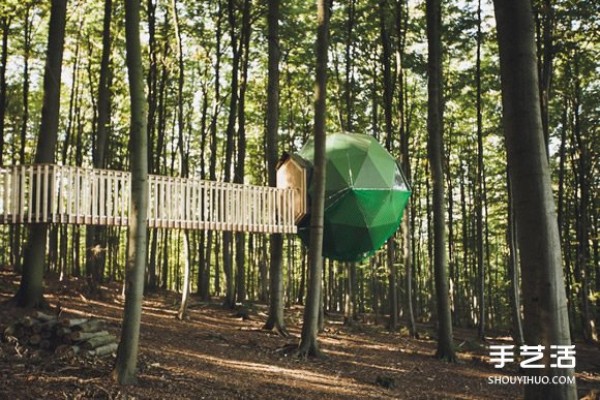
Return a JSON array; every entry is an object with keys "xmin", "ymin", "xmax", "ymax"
[{"xmin": 0, "ymin": 0, "xmax": 599, "ymax": 399}]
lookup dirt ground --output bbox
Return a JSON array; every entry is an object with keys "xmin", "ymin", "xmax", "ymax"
[{"xmin": 1, "ymin": 269, "xmax": 599, "ymax": 400}]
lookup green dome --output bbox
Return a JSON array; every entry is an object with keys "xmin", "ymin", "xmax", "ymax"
[{"xmin": 297, "ymin": 133, "xmax": 411, "ymax": 261}]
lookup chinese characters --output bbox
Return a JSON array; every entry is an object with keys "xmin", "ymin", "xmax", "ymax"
[{"xmin": 489, "ymin": 345, "xmax": 576, "ymax": 369}]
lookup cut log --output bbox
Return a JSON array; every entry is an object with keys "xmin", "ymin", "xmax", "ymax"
[
  {"xmin": 55, "ymin": 344, "xmax": 80, "ymax": 358},
  {"xmin": 5, "ymin": 315, "xmax": 114, "ymax": 358},
  {"xmin": 60, "ymin": 318, "xmax": 88, "ymax": 327},
  {"xmin": 87, "ymin": 342, "xmax": 118, "ymax": 357},
  {"xmin": 70, "ymin": 330, "xmax": 110, "ymax": 342},
  {"xmin": 20, "ymin": 316, "xmax": 36, "ymax": 327},
  {"xmin": 32, "ymin": 311, "xmax": 57, "ymax": 322},
  {"xmin": 72, "ymin": 319, "xmax": 105, "ymax": 333},
  {"xmin": 55, "ymin": 327, "xmax": 72, "ymax": 337},
  {"xmin": 32, "ymin": 319, "xmax": 58, "ymax": 334},
  {"xmin": 3, "ymin": 323, "xmax": 20, "ymax": 339},
  {"xmin": 82, "ymin": 334, "xmax": 117, "ymax": 350}
]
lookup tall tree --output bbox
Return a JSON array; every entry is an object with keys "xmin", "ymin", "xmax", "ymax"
[
  {"xmin": 146, "ymin": 0, "xmax": 159, "ymax": 291},
  {"xmin": 86, "ymin": 0, "xmax": 112, "ymax": 293},
  {"xmin": 0, "ymin": 14, "xmax": 9, "ymax": 164},
  {"xmin": 475, "ymin": 0, "xmax": 486, "ymax": 340},
  {"xmin": 113, "ymin": 0, "xmax": 149, "ymax": 385},
  {"xmin": 234, "ymin": 0, "xmax": 251, "ymax": 305},
  {"xmin": 572, "ymin": 60, "xmax": 596, "ymax": 343},
  {"xmin": 379, "ymin": 0, "xmax": 398, "ymax": 331},
  {"xmin": 297, "ymin": 0, "xmax": 329, "ymax": 358},
  {"xmin": 493, "ymin": 0, "xmax": 577, "ymax": 397},
  {"xmin": 11, "ymin": 0, "xmax": 68, "ymax": 308},
  {"xmin": 263, "ymin": 0, "xmax": 288, "ymax": 336},
  {"xmin": 343, "ymin": 0, "xmax": 355, "ymax": 132},
  {"xmin": 396, "ymin": 0, "xmax": 416, "ymax": 338},
  {"xmin": 222, "ymin": 0, "xmax": 241, "ymax": 308},
  {"xmin": 426, "ymin": 0, "xmax": 455, "ymax": 361},
  {"xmin": 198, "ymin": 0, "xmax": 224, "ymax": 301},
  {"xmin": 506, "ymin": 169, "xmax": 524, "ymax": 346},
  {"xmin": 170, "ymin": 0, "xmax": 192, "ymax": 321},
  {"xmin": 535, "ymin": 0, "xmax": 553, "ymax": 154},
  {"xmin": 11, "ymin": 4, "xmax": 35, "ymax": 276}
]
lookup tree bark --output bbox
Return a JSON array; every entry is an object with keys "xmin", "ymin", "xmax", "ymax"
[
  {"xmin": 426, "ymin": 0, "xmax": 455, "ymax": 361},
  {"xmin": 343, "ymin": 262, "xmax": 357, "ymax": 325},
  {"xmin": 234, "ymin": 0, "xmax": 251, "ymax": 305},
  {"xmin": 344, "ymin": 0, "xmax": 355, "ymax": 132},
  {"xmin": 506, "ymin": 168, "xmax": 524, "ymax": 346},
  {"xmin": 493, "ymin": 0, "xmax": 577, "ymax": 397},
  {"xmin": 380, "ymin": 0, "xmax": 399, "ymax": 331},
  {"xmin": 263, "ymin": 0, "xmax": 288, "ymax": 336},
  {"xmin": 86, "ymin": 0, "xmax": 112, "ymax": 294},
  {"xmin": 113, "ymin": 0, "xmax": 149, "ymax": 385},
  {"xmin": 0, "ymin": 15, "xmax": 10, "ymax": 165},
  {"xmin": 222, "ymin": 0, "xmax": 241, "ymax": 308},
  {"xmin": 12, "ymin": 0, "xmax": 68, "ymax": 309},
  {"xmin": 298, "ymin": 0, "xmax": 329, "ymax": 358},
  {"xmin": 572, "ymin": 63, "xmax": 597, "ymax": 342},
  {"xmin": 535, "ymin": 0, "xmax": 553, "ymax": 156},
  {"xmin": 475, "ymin": 0, "xmax": 486, "ymax": 340}
]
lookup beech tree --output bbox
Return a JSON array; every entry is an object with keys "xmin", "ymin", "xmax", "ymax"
[
  {"xmin": 113, "ymin": 0, "xmax": 149, "ymax": 385},
  {"xmin": 297, "ymin": 0, "xmax": 329, "ymax": 358},
  {"xmin": 493, "ymin": 0, "xmax": 577, "ymax": 397},
  {"xmin": 263, "ymin": 0, "xmax": 288, "ymax": 336},
  {"xmin": 426, "ymin": 0, "xmax": 455, "ymax": 361},
  {"xmin": 11, "ymin": 0, "xmax": 68, "ymax": 308},
  {"xmin": 85, "ymin": 0, "xmax": 112, "ymax": 293}
]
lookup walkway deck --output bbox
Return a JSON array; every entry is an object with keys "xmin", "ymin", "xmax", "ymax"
[{"xmin": 0, "ymin": 165, "xmax": 297, "ymax": 234}]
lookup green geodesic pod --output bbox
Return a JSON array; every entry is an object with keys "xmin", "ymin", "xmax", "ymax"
[{"xmin": 296, "ymin": 132, "xmax": 411, "ymax": 262}]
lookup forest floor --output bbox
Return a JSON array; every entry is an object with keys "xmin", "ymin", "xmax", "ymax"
[{"xmin": 1, "ymin": 269, "xmax": 599, "ymax": 400}]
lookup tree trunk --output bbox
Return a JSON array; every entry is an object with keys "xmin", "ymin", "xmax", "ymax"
[
  {"xmin": 0, "ymin": 15, "xmax": 10, "ymax": 165},
  {"xmin": 222, "ymin": 0, "xmax": 240, "ymax": 309},
  {"xmin": 387, "ymin": 239, "xmax": 398, "ymax": 330},
  {"xmin": 426, "ymin": 0, "xmax": 455, "ymax": 361},
  {"xmin": 146, "ymin": 0, "xmax": 157, "ymax": 174},
  {"xmin": 198, "ymin": 0, "xmax": 223, "ymax": 302},
  {"xmin": 264, "ymin": 0, "xmax": 287, "ymax": 336},
  {"xmin": 113, "ymin": 0, "xmax": 149, "ymax": 385},
  {"xmin": 493, "ymin": 0, "xmax": 577, "ymax": 397},
  {"xmin": 234, "ymin": 0, "xmax": 251, "ymax": 306},
  {"xmin": 258, "ymin": 237, "xmax": 268, "ymax": 302},
  {"xmin": 506, "ymin": 169, "xmax": 524, "ymax": 346},
  {"xmin": 170, "ymin": 0, "xmax": 192, "ymax": 320},
  {"xmin": 475, "ymin": 0, "xmax": 486, "ymax": 341},
  {"xmin": 6, "ymin": 11, "xmax": 20, "ymax": 272},
  {"xmin": 297, "ymin": 245, "xmax": 306, "ymax": 305},
  {"xmin": 572, "ymin": 63, "xmax": 597, "ymax": 343},
  {"xmin": 344, "ymin": 0, "xmax": 355, "ymax": 132},
  {"xmin": 263, "ymin": 0, "xmax": 288, "ymax": 336},
  {"xmin": 86, "ymin": 0, "xmax": 112, "ymax": 294},
  {"xmin": 343, "ymin": 263, "xmax": 352, "ymax": 324},
  {"xmin": 536, "ymin": 0, "xmax": 553, "ymax": 156},
  {"xmin": 177, "ymin": 231, "xmax": 191, "ymax": 320},
  {"xmin": 380, "ymin": 0, "xmax": 399, "ymax": 331},
  {"xmin": 19, "ymin": 5, "xmax": 32, "ymax": 166},
  {"xmin": 12, "ymin": 0, "xmax": 68, "ymax": 309},
  {"xmin": 298, "ymin": 0, "xmax": 329, "ymax": 358}
]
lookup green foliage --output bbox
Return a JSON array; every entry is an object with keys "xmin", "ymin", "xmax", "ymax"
[{"xmin": 0, "ymin": 0, "xmax": 597, "ymax": 337}]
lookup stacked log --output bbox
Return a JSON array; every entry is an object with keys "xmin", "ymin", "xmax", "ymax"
[{"xmin": 3, "ymin": 312, "xmax": 118, "ymax": 358}]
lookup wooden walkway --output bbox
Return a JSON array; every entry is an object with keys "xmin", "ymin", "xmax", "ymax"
[{"xmin": 0, "ymin": 165, "xmax": 297, "ymax": 234}]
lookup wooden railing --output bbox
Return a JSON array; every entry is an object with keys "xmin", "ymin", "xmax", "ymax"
[{"xmin": 0, "ymin": 164, "xmax": 297, "ymax": 234}]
